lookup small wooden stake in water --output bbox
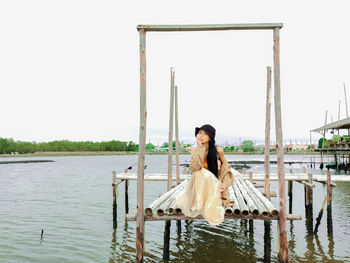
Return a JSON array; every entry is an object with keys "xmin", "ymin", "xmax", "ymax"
[{"xmin": 124, "ymin": 169, "xmax": 129, "ymax": 214}]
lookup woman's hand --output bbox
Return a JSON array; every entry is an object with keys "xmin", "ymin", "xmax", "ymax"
[
  {"xmin": 217, "ymin": 159, "xmax": 221, "ymax": 170},
  {"xmin": 219, "ymin": 186, "xmax": 224, "ymax": 192},
  {"xmin": 196, "ymin": 135, "xmax": 204, "ymax": 149}
]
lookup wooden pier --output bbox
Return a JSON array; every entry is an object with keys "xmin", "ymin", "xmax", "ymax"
[{"xmin": 120, "ymin": 21, "xmax": 320, "ymax": 263}]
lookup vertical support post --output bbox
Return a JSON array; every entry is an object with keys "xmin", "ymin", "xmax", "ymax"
[
  {"xmin": 136, "ymin": 28, "xmax": 147, "ymax": 263},
  {"xmin": 321, "ymin": 110, "xmax": 328, "ymax": 166},
  {"xmin": 124, "ymin": 169, "xmax": 129, "ymax": 214},
  {"xmin": 265, "ymin": 66, "xmax": 272, "ymax": 199},
  {"xmin": 308, "ymin": 173, "xmax": 313, "ymax": 206},
  {"xmin": 175, "ymin": 85, "xmax": 180, "ymax": 185},
  {"xmin": 112, "ymin": 171, "xmax": 117, "ymax": 229},
  {"xmin": 273, "ymin": 27, "xmax": 289, "ymax": 263},
  {"xmin": 249, "ymin": 171, "xmax": 253, "ymax": 183},
  {"xmin": 168, "ymin": 68, "xmax": 175, "ymax": 191},
  {"xmin": 327, "ymin": 170, "xmax": 332, "ymax": 205}
]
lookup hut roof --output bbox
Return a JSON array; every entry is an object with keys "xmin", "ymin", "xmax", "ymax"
[{"xmin": 311, "ymin": 117, "xmax": 350, "ymax": 133}]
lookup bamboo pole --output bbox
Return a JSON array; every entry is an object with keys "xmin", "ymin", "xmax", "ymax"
[
  {"xmin": 265, "ymin": 66, "xmax": 272, "ymax": 199},
  {"xmin": 124, "ymin": 169, "xmax": 129, "ymax": 214},
  {"xmin": 157, "ymin": 182, "xmax": 187, "ymax": 215},
  {"xmin": 126, "ymin": 213, "xmax": 302, "ymax": 221},
  {"xmin": 273, "ymin": 27, "xmax": 289, "ymax": 262},
  {"xmin": 240, "ymin": 179, "xmax": 269, "ymax": 217},
  {"xmin": 243, "ymin": 179, "xmax": 279, "ymax": 216},
  {"xmin": 175, "ymin": 85, "xmax": 180, "ymax": 185},
  {"xmin": 233, "ymin": 182, "xmax": 249, "ymax": 216},
  {"xmin": 235, "ymin": 179, "xmax": 259, "ymax": 215},
  {"xmin": 226, "ymin": 186, "xmax": 241, "ymax": 215},
  {"xmin": 145, "ymin": 180, "xmax": 188, "ymax": 216},
  {"xmin": 168, "ymin": 68, "xmax": 175, "ymax": 191},
  {"xmin": 136, "ymin": 28, "xmax": 147, "ymax": 263}
]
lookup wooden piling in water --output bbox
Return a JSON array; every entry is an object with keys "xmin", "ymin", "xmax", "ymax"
[
  {"xmin": 264, "ymin": 66, "xmax": 272, "ymax": 200},
  {"xmin": 136, "ymin": 28, "xmax": 146, "ymax": 263},
  {"xmin": 273, "ymin": 27, "xmax": 289, "ymax": 262},
  {"xmin": 124, "ymin": 169, "xmax": 129, "ymax": 214},
  {"xmin": 327, "ymin": 170, "xmax": 332, "ymax": 205},
  {"xmin": 112, "ymin": 171, "xmax": 117, "ymax": 228}
]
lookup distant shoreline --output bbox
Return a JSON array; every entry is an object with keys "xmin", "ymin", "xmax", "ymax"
[{"xmin": 0, "ymin": 151, "xmax": 319, "ymax": 157}]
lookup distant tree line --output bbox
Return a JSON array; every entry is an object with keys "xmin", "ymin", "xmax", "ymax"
[{"xmin": 0, "ymin": 138, "xmax": 137, "ymax": 154}]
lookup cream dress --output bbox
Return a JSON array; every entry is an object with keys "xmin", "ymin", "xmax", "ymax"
[{"xmin": 175, "ymin": 159, "xmax": 225, "ymax": 226}]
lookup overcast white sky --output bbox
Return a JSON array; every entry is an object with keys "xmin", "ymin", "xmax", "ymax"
[{"xmin": 1, "ymin": 1, "xmax": 350, "ymax": 145}]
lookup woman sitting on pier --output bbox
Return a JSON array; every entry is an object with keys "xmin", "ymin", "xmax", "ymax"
[{"xmin": 176, "ymin": 124, "xmax": 234, "ymax": 225}]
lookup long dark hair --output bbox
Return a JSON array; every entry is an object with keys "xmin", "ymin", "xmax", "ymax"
[{"xmin": 207, "ymin": 140, "xmax": 218, "ymax": 178}]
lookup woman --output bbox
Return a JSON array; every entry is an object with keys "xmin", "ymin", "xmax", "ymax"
[{"xmin": 175, "ymin": 124, "xmax": 235, "ymax": 226}]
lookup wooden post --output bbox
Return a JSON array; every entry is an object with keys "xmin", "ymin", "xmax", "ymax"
[
  {"xmin": 249, "ymin": 171, "xmax": 253, "ymax": 183},
  {"xmin": 168, "ymin": 68, "xmax": 175, "ymax": 191},
  {"xmin": 175, "ymin": 85, "xmax": 180, "ymax": 185},
  {"xmin": 136, "ymin": 28, "xmax": 147, "ymax": 263},
  {"xmin": 327, "ymin": 170, "xmax": 332, "ymax": 205},
  {"xmin": 321, "ymin": 110, "xmax": 327, "ymax": 166},
  {"xmin": 303, "ymin": 167, "xmax": 306, "ymax": 174},
  {"xmin": 308, "ymin": 173, "xmax": 313, "ymax": 206},
  {"xmin": 124, "ymin": 169, "xmax": 129, "ymax": 214},
  {"xmin": 264, "ymin": 66, "xmax": 272, "ymax": 200},
  {"xmin": 273, "ymin": 27, "xmax": 289, "ymax": 262},
  {"xmin": 112, "ymin": 171, "xmax": 117, "ymax": 229}
]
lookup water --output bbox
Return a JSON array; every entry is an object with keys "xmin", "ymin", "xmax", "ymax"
[{"xmin": 0, "ymin": 154, "xmax": 349, "ymax": 262}]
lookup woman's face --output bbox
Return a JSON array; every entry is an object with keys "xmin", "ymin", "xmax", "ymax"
[{"xmin": 197, "ymin": 129, "xmax": 211, "ymax": 144}]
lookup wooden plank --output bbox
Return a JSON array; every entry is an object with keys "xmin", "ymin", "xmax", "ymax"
[
  {"xmin": 136, "ymin": 28, "xmax": 147, "ymax": 263},
  {"xmin": 137, "ymin": 23, "xmax": 283, "ymax": 31},
  {"xmin": 126, "ymin": 213, "xmax": 301, "ymax": 221}
]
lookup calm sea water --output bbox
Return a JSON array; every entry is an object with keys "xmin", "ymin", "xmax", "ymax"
[{"xmin": 0, "ymin": 154, "xmax": 349, "ymax": 263}]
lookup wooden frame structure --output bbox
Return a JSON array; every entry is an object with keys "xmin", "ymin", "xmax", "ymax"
[{"xmin": 136, "ymin": 23, "xmax": 288, "ymax": 262}]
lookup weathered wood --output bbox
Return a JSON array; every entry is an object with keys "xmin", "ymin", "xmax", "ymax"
[
  {"xmin": 297, "ymin": 180, "xmax": 315, "ymax": 188},
  {"xmin": 233, "ymin": 181, "xmax": 249, "ymax": 216},
  {"xmin": 273, "ymin": 27, "xmax": 289, "ymax": 262},
  {"xmin": 244, "ymin": 179, "xmax": 279, "ymax": 216},
  {"xmin": 112, "ymin": 171, "xmax": 117, "ymax": 206},
  {"xmin": 265, "ymin": 66, "xmax": 272, "ymax": 200},
  {"xmin": 136, "ymin": 28, "xmax": 146, "ymax": 263},
  {"xmin": 327, "ymin": 170, "xmax": 332, "ymax": 205},
  {"xmin": 314, "ymin": 180, "xmax": 337, "ymax": 187},
  {"xmin": 175, "ymin": 85, "xmax": 180, "ymax": 185},
  {"xmin": 308, "ymin": 173, "xmax": 313, "ymax": 205},
  {"xmin": 145, "ymin": 180, "xmax": 188, "ymax": 216},
  {"xmin": 124, "ymin": 169, "xmax": 129, "ymax": 214},
  {"xmin": 137, "ymin": 23, "xmax": 283, "ymax": 31},
  {"xmin": 126, "ymin": 213, "xmax": 301, "ymax": 221},
  {"xmin": 235, "ymin": 179, "xmax": 259, "ymax": 215},
  {"xmin": 168, "ymin": 68, "xmax": 175, "ymax": 191}
]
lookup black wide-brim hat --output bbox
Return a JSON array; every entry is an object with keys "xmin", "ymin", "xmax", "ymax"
[{"xmin": 195, "ymin": 124, "xmax": 216, "ymax": 140}]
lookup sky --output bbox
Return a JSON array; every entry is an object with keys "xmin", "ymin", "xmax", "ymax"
[{"xmin": 1, "ymin": 0, "xmax": 350, "ymax": 145}]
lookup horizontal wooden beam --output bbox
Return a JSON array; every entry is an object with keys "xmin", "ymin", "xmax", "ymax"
[
  {"xmin": 137, "ymin": 23, "xmax": 283, "ymax": 32},
  {"xmin": 125, "ymin": 213, "xmax": 301, "ymax": 221}
]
